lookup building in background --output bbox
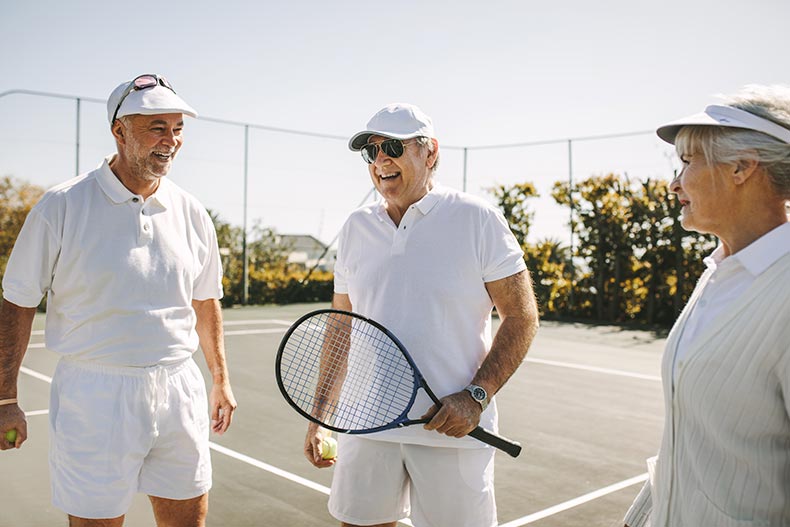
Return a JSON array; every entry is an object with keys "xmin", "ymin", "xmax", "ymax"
[{"xmin": 278, "ymin": 234, "xmax": 336, "ymax": 272}]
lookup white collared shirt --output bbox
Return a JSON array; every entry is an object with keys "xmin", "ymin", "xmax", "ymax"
[
  {"xmin": 2, "ymin": 155, "xmax": 223, "ymax": 366},
  {"xmin": 333, "ymin": 184, "xmax": 527, "ymax": 447},
  {"xmin": 674, "ymin": 222, "xmax": 790, "ymax": 378}
]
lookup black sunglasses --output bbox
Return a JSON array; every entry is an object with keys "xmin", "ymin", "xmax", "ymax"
[
  {"xmin": 111, "ymin": 74, "xmax": 176, "ymax": 123},
  {"xmin": 360, "ymin": 138, "xmax": 420, "ymax": 164}
]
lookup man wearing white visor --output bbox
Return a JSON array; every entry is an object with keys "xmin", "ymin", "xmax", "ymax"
[
  {"xmin": 303, "ymin": 103, "xmax": 540, "ymax": 527},
  {"xmin": 0, "ymin": 74, "xmax": 236, "ymax": 526}
]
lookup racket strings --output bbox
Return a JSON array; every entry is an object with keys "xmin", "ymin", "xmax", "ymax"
[{"xmin": 279, "ymin": 312, "xmax": 415, "ymax": 431}]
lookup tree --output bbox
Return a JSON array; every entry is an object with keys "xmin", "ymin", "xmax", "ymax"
[
  {"xmin": 208, "ymin": 212, "xmax": 333, "ymax": 306},
  {"xmin": 490, "ymin": 182, "xmax": 575, "ymax": 318},
  {"xmin": 0, "ymin": 176, "xmax": 44, "ymax": 285},
  {"xmin": 208, "ymin": 210, "xmax": 245, "ymax": 305},
  {"xmin": 552, "ymin": 173, "xmax": 716, "ymax": 324},
  {"xmin": 489, "ymin": 182, "xmax": 538, "ymax": 248},
  {"xmin": 523, "ymin": 238, "xmax": 573, "ymax": 317},
  {"xmin": 553, "ymin": 174, "xmax": 639, "ymax": 321}
]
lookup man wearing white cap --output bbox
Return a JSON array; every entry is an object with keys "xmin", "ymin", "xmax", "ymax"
[
  {"xmin": 304, "ymin": 103, "xmax": 539, "ymax": 527},
  {"xmin": 0, "ymin": 74, "xmax": 236, "ymax": 526}
]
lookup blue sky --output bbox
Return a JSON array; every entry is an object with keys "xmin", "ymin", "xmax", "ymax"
[{"xmin": 2, "ymin": 0, "xmax": 788, "ymax": 245}]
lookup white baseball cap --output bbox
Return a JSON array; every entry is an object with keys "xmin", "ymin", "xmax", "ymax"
[
  {"xmin": 107, "ymin": 74, "xmax": 198, "ymax": 124},
  {"xmin": 349, "ymin": 103, "xmax": 435, "ymax": 151},
  {"xmin": 656, "ymin": 104, "xmax": 790, "ymax": 145}
]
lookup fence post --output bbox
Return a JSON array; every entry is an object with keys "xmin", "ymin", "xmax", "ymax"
[
  {"xmin": 462, "ymin": 147, "xmax": 468, "ymax": 192},
  {"xmin": 568, "ymin": 139, "xmax": 575, "ymax": 310},
  {"xmin": 242, "ymin": 124, "xmax": 250, "ymax": 305},
  {"xmin": 75, "ymin": 98, "xmax": 81, "ymax": 177}
]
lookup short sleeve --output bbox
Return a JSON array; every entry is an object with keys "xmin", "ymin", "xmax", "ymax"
[
  {"xmin": 333, "ymin": 221, "xmax": 349, "ymax": 295},
  {"xmin": 192, "ymin": 208, "xmax": 224, "ymax": 301},
  {"xmin": 2, "ymin": 208, "xmax": 60, "ymax": 308},
  {"xmin": 480, "ymin": 208, "xmax": 527, "ymax": 283}
]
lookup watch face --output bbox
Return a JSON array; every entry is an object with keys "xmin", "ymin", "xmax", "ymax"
[{"xmin": 471, "ymin": 387, "xmax": 486, "ymax": 400}]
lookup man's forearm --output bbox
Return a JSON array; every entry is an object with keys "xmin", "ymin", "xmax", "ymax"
[
  {"xmin": 192, "ymin": 298, "xmax": 230, "ymax": 384},
  {"xmin": 474, "ymin": 270, "xmax": 539, "ymax": 396},
  {"xmin": 472, "ymin": 312, "xmax": 538, "ymax": 396},
  {"xmin": 0, "ymin": 299, "xmax": 37, "ymax": 398}
]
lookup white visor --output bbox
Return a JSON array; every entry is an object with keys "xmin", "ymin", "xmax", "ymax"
[{"xmin": 657, "ymin": 104, "xmax": 790, "ymax": 145}]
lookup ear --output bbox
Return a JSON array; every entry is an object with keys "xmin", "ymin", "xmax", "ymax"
[
  {"xmin": 427, "ymin": 138, "xmax": 439, "ymax": 169},
  {"xmin": 111, "ymin": 119, "xmax": 126, "ymax": 145},
  {"xmin": 732, "ymin": 156, "xmax": 760, "ymax": 185}
]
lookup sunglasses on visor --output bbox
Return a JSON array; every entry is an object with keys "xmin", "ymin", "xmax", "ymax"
[
  {"xmin": 111, "ymin": 74, "xmax": 176, "ymax": 123},
  {"xmin": 360, "ymin": 138, "xmax": 421, "ymax": 164}
]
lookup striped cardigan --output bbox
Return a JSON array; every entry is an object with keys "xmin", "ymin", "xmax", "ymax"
[{"xmin": 625, "ymin": 252, "xmax": 790, "ymax": 527}]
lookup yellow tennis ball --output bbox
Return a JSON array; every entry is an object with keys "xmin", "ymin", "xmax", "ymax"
[
  {"xmin": 4, "ymin": 429, "xmax": 17, "ymax": 444},
  {"xmin": 321, "ymin": 436, "xmax": 337, "ymax": 460}
]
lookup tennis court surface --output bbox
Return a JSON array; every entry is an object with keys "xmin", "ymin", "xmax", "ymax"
[{"xmin": 2, "ymin": 303, "xmax": 665, "ymax": 527}]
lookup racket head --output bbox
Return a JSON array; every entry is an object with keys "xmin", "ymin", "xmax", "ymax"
[{"xmin": 275, "ymin": 309, "xmax": 422, "ymax": 434}]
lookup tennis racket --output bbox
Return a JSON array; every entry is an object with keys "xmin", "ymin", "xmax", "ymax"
[{"xmin": 275, "ymin": 309, "xmax": 522, "ymax": 458}]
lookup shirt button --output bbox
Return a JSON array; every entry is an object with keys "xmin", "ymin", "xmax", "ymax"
[
  {"xmin": 132, "ymin": 197, "xmax": 139, "ymax": 203},
  {"xmin": 143, "ymin": 224, "xmax": 150, "ymax": 231}
]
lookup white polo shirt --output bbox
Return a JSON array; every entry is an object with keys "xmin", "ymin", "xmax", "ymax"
[
  {"xmin": 334, "ymin": 184, "xmax": 527, "ymax": 448},
  {"xmin": 2, "ymin": 155, "xmax": 223, "ymax": 367}
]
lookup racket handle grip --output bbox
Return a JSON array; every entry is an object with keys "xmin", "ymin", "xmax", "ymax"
[{"xmin": 469, "ymin": 427, "xmax": 522, "ymax": 458}]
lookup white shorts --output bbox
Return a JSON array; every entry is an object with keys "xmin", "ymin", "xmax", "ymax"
[
  {"xmin": 49, "ymin": 357, "xmax": 211, "ymax": 519},
  {"xmin": 328, "ymin": 435, "xmax": 497, "ymax": 527}
]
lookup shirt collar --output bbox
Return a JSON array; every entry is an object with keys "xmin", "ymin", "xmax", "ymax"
[
  {"xmin": 731, "ymin": 222, "xmax": 790, "ymax": 276},
  {"xmin": 374, "ymin": 184, "xmax": 443, "ymax": 222},
  {"xmin": 707, "ymin": 222, "xmax": 790, "ymax": 276},
  {"xmin": 96, "ymin": 154, "xmax": 170, "ymax": 210},
  {"xmin": 413, "ymin": 185, "xmax": 442, "ymax": 215},
  {"xmin": 96, "ymin": 155, "xmax": 134, "ymax": 204}
]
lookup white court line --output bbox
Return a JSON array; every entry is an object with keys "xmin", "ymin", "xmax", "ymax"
[
  {"xmin": 499, "ymin": 473, "xmax": 649, "ymax": 527},
  {"xmin": 17, "ymin": 352, "xmax": 644, "ymax": 526},
  {"xmin": 20, "ymin": 366, "xmax": 52, "ymax": 383},
  {"xmin": 25, "ymin": 341, "xmax": 658, "ymax": 381},
  {"xmin": 208, "ymin": 442, "xmax": 331, "ymax": 495},
  {"xmin": 525, "ymin": 357, "xmax": 661, "ymax": 382},
  {"xmin": 15, "ymin": 389, "xmax": 642, "ymax": 527},
  {"xmin": 208, "ymin": 444, "xmax": 416, "ymax": 526}
]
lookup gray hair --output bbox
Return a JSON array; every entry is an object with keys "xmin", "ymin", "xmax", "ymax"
[
  {"xmin": 675, "ymin": 85, "xmax": 790, "ymax": 199},
  {"xmin": 416, "ymin": 136, "xmax": 440, "ymax": 173}
]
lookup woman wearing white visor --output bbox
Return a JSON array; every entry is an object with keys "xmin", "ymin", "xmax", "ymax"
[{"xmin": 624, "ymin": 85, "xmax": 790, "ymax": 527}]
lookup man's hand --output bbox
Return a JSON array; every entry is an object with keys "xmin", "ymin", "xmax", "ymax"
[
  {"xmin": 209, "ymin": 382, "xmax": 236, "ymax": 434},
  {"xmin": 421, "ymin": 391, "xmax": 482, "ymax": 437},
  {"xmin": 304, "ymin": 423, "xmax": 335, "ymax": 468},
  {"xmin": 0, "ymin": 299, "xmax": 36, "ymax": 451},
  {"xmin": 0, "ymin": 403, "xmax": 27, "ymax": 450}
]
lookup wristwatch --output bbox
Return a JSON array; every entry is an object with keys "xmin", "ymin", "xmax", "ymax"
[{"xmin": 464, "ymin": 384, "xmax": 489, "ymax": 411}]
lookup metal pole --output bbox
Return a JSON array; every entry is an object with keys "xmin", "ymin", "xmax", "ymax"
[
  {"xmin": 242, "ymin": 125, "xmax": 250, "ymax": 305},
  {"xmin": 462, "ymin": 147, "xmax": 468, "ymax": 192},
  {"xmin": 568, "ymin": 139, "xmax": 575, "ymax": 310},
  {"xmin": 75, "ymin": 98, "xmax": 81, "ymax": 176}
]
